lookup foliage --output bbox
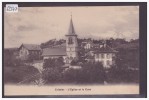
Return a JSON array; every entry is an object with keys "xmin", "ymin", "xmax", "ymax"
[
  {"xmin": 115, "ymin": 44, "xmax": 139, "ymax": 69},
  {"xmin": 8, "ymin": 57, "xmax": 24, "ymax": 67},
  {"xmin": 81, "ymin": 62, "xmax": 106, "ymax": 83},
  {"xmin": 4, "ymin": 65, "xmax": 39, "ymax": 84},
  {"xmin": 42, "ymin": 67, "xmax": 63, "ymax": 84},
  {"xmin": 70, "ymin": 59, "xmax": 79, "ymax": 66},
  {"xmin": 106, "ymin": 40, "xmax": 139, "ymax": 83},
  {"xmin": 42, "ymin": 57, "xmax": 64, "ymax": 84},
  {"xmin": 27, "ymin": 53, "xmax": 41, "ymax": 62},
  {"xmin": 40, "ymin": 39, "xmax": 65, "ymax": 49},
  {"xmin": 107, "ymin": 66, "xmax": 139, "ymax": 83},
  {"xmin": 43, "ymin": 57, "xmax": 64, "ymax": 69},
  {"xmin": 4, "ymin": 49, "xmax": 23, "ymax": 67},
  {"xmin": 63, "ymin": 62, "xmax": 105, "ymax": 84},
  {"xmin": 77, "ymin": 46, "xmax": 88, "ymax": 64}
]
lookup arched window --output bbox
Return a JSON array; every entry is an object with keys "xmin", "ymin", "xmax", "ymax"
[{"xmin": 68, "ymin": 37, "xmax": 73, "ymax": 44}]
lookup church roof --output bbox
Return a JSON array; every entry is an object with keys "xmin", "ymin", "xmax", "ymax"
[
  {"xmin": 66, "ymin": 17, "xmax": 77, "ymax": 36},
  {"xmin": 42, "ymin": 47, "xmax": 66, "ymax": 56}
]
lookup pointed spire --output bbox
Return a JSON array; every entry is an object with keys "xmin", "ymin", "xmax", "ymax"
[
  {"xmin": 71, "ymin": 12, "xmax": 72, "ymax": 19},
  {"xmin": 66, "ymin": 13, "xmax": 77, "ymax": 36}
]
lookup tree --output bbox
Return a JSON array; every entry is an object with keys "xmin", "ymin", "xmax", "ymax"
[
  {"xmin": 43, "ymin": 58, "xmax": 56, "ymax": 69},
  {"xmin": 107, "ymin": 65, "xmax": 139, "ymax": 83},
  {"xmin": 70, "ymin": 59, "xmax": 79, "ymax": 66},
  {"xmin": 81, "ymin": 62, "xmax": 105, "ymax": 83},
  {"xmin": 42, "ymin": 57, "xmax": 65, "ymax": 84},
  {"xmin": 4, "ymin": 64, "xmax": 39, "ymax": 84},
  {"xmin": 42, "ymin": 67, "xmax": 63, "ymax": 84},
  {"xmin": 43, "ymin": 57, "xmax": 65, "ymax": 69},
  {"xmin": 55, "ymin": 57, "xmax": 65, "ymax": 67},
  {"xmin": 63, "ymin": 61, "xmax": 105, "ymax": 84}
]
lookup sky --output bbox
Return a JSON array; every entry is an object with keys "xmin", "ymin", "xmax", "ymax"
[{"xmin": 4, "ymin": 6, "xmax": 139, "ymax": 48}]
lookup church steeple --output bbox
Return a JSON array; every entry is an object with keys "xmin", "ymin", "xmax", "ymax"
[
  {"xmin": 65, "ymin": 14, "xmax": 78, "ymax": 63},
  {"xmin": 66, "ymin": 14, "xmax": 77, "ymax": 36}
]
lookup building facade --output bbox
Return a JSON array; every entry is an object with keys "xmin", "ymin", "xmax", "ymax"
[
  {"xmin": 19, "ymin": 44, "xmax": 41, "ymax": 61},
  {"xmin": 94, "ymin": 44, "xmax": 117, "ymax": 68}
]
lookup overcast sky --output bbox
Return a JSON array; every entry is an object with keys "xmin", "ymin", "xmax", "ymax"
[{"xmin": 4, "ymin": 6, "xmax": 139, "ymax": 48}]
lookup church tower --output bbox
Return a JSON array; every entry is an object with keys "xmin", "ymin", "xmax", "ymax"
[{"xmin": 65, "ymin": 15, "xmax": 78, "ymax": 62}]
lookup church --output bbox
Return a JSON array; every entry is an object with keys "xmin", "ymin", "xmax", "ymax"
[
  {"xmin": 42, "ymin": 16, "xmax": 78, "ymax": 64},
  {"xmin": 41, "ymin": 16, "xmax": 117, "ymax": 68}
]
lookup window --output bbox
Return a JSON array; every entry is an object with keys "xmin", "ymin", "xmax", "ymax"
[
  {"xmin": 107, "ymin": 60, "xmax": 110, "ymax": 65},
  {"xmin": 107, "ymin": 54, "xmax": 111, "ymax": 59},
  {"xmin": 101, "ymin": 54, "xmax": 104, "ymax": 58},
  {"xmin": 68, "ymin": 37, "xmax": 73, "ymax": 44}
]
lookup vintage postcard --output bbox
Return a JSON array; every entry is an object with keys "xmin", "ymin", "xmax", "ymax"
[{"xmin": 2, "ymin": 2, "xmax": 147, "ymax": 98}]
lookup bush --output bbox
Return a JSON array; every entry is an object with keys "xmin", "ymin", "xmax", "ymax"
[
  {"xmin": 81, "ymin": 62, "xmax": 105, "ymax": 83},
  {"xmin": 62, "ymin": 68, "xmax": 82, "ymax": 83},
  {"xmin": 107, "ymin": 66, "xmax": 139, "ymax": 83},
  {"xmin": 70, "ymin": 59, "xmax": 79, "ymax": 66},
  {"xmin": 43, "ymin": 57, "xmax": 64, "ymax": 69},
  {"xmin": 63, "ymin": 62, "xmax": 105, "ymax": 84},
  {"xmin": 42, "ymin": 67, "xmax": 63, "ymax": 84},
  {"xmin": 42, "ymin": 57, "xmax": 64, "ymax": 84},
  {"xmin": 4, "ymin": 65, "xmax": 39, "ymax": 84}
]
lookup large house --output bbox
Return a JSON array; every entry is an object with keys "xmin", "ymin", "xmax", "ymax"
[
  {"xmin": 82, "ymin": 40, "xmax": 117, "ymax": 68},
  {"xmin": 19, "ymin": 44, "xmax": 41, "ymax": 60},
  {"xmin": 94, "ymin": 44, "xmax": 117, "ymax": 68}
]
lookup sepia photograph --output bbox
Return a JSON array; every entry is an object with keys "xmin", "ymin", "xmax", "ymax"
[{"xmin": 2, "ymin": 2, "xmax": 147, "ymax": 98}]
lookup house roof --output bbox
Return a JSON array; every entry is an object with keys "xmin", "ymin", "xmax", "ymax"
[
  {"xmin": 86, "ymin": 55, "xmax": 94, "ymax": 59},
  {"xmin": 20, "ymin": 44, "xmax": 41, "ymax": 51},
  {"xmin": 94, "ymin": 45, "xmax": 117, "ymax": 53},
  {"xmin": 42, "ymin": 47, "xmax": 66, "ymax": 56}
]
